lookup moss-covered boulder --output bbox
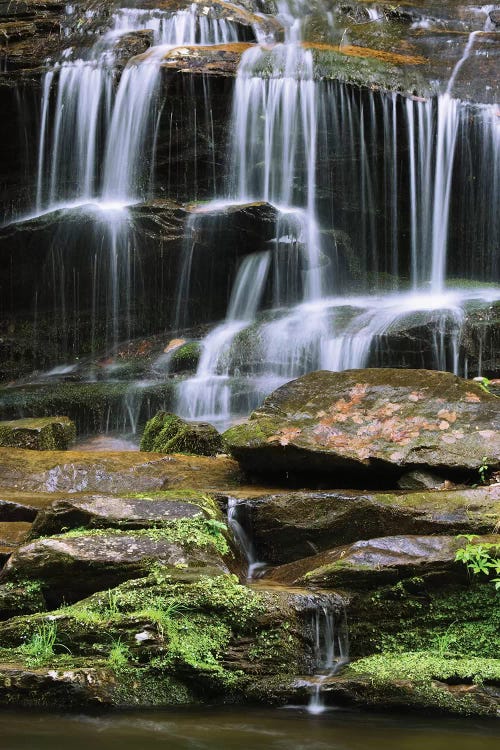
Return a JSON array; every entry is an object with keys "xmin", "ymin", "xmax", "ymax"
[
  {"xmin": 233, "ymin": 485, "xmax": 500, "ymax": 565},
  {"xmin": 168, "ymin": 342, "xmax": 201, "ymax": 374},
  {"xmin": 1, "ymin": 525, "xmax": 233, "ymax": 605},
  {"xmin": 29, "ymin": 493, "xmax": 220, "ymax": 538},
  {"xmin": 0, "ymin": 573, "xmax": 318, "ymax": 708},
  {"xmin": 268, "ymin": 534, "xmax": 500, "ymax": 590},
  {"xmin": 141, "ymin": 412, "xmax": 224, "ymax": 457},
  {"xmin": 0, "ymin": 417, "xmax": 75, "ymax": 451},
  {"xmin": 224, "ymin": 369, "xmax": 500, "ymax": 484}
]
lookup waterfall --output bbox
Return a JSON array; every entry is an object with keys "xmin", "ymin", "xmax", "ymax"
[
  {"xmin": 227, "ymin": 498, "xmax": 266, "ymax": 579},
  {"xmin": 307, "ymin": 605, "xmax": 349, "ymax": 714},
  {"xmin": 35, "ymin": 4, "xmax": 244, "ymax": 210},
  {"xmin": 12, "ymin": 0, "xmax": 500, "ymax": 430},
  {"xmin": 176, "ymin": 250, "xmax": 271, "ymax": 425},
  {"xmin": 175, "ymin": 2, "xmax": 499, "ymax": 427}
]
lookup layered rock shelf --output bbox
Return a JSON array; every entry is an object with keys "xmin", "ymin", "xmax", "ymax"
[{"xmin": 0, "ymin": 368, "xmax": 498, "ymax": 717}]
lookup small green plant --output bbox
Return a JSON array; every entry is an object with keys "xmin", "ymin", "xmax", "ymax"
[
  {"xmin": 478, "ymin": 456, "xmax": 490, "ymax": 485},
  {"xmin": 107, "ymin": 638, "xmax": 131, "ymax": 671},
  {"xmin": 455, "ymin": 535, "xmax": 500, "ymax": 590},
  {"xmin": 432, "ymin": 623, "xmax": 458, "ymax": 657},
  {"xmin": 20, "ymin": 621, "xmax": 70, "ymax": 666}
]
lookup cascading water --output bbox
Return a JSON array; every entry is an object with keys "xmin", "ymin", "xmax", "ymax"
[
  {"xmin": 227, "ymin": 498, "xmax": 267, "ymax": 579},
  {"xmin": 175, "ymin": 3, "xmax": 499, "ymax": 428},
  {"xmin": 307, "ymin": 605, "xmax": 349, "ymax": 714},
  {"xmin": 36, "ymin": 4, "xmax": 244, "ymax": 209},
  {"xmin": 6, "ymin": 0, "xmax": 499, "ymax": 438}
]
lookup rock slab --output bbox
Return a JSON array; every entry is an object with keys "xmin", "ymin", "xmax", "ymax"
[{"xmin": 224, "ymin": 369, "xmax": 500, "ymax": 481}]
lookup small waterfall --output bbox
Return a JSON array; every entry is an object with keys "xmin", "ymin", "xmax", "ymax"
[
  {"xmin": 227, "ymin": 498, "xmax": 266, "ymax": 579},
  {"xmin": 307, "ymin": 605, "xmax": 349, "ymax": 714},
  {"xmin": 35, "ymin": 4, "xmax": 244, "ymax": 210},
  {"xmin": 176, "ymin": 250, "xmax": 271, "ymax": 426}
]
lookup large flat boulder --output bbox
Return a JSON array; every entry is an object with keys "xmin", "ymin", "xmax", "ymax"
[
  {"xmin": 232, "ymin": 485, "xmax": 500, "ymax": 565},
  {"xmin": 224, "ymin": 369, "xmax": 500, "ymax": 483},
  {"xmin": 0, "ymin": 417, "xmax": 75, "ymax": 451},
  {"xmin": 1, "ymin": 529, "xmax": 231, "ymax": 603},
  {"xmin": 267, "ymin": 534, "xmax": 500, "ymax": 589},
  {"xmin": 29, "ymin": 493, "xmax": 216, "ymax": 537},
  {"xmin": 0, "ymin": 447, "xmax": 242, "ymax": 494}
]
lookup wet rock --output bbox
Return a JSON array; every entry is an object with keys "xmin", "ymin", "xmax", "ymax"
[
  {"xmin": 0, "ymin": 490, "xmax": 56, "ymax": 521},
  {"xmin": 232, "ymin": 485, "xmax": 500, "ymax": 565},
  {"xmin": 489, "ymin": 10, "xmax": 500, "ymax": 28},
  {"xmin": 30, "ymin": 493, "xmax": 215, "ymax": 537},
  {"xmin": 290, "ymin": 656, "xmax": 500, "ymax": 717},
  {"xmin": 397, "ymin": 470, "xmax": 445, "ymax": 490},
  {"xmin": 0, "ymin": 381, "xmax": 174, "ymax": 436},
  {"xmin": 0, "ymin": 416, "xmax": 76, "ymax": 451},
  {"xmin": 0, "ymin": 580, "xmax": 45, "ymax": 621},
  {"xmin": 141, "ymin": 412, "xmax": 224, "ymax": 456},
  {"xmin": 112, "ymin": 29, "xmax": 153, "ymax": 67},
  {"xmin": 224, "ymin": 369, "xmax": 500, "ymax": 484},
  {"xmin": 0, "ymin": 446, "xmax": 242, "ymax": 494},
  {"xmin": 0, "ymin": 522, "xmax": 31, "ymax": 562},
  {"xmin": 267, "ymin": 534, "xmax": 500, "ymax": 589},
  {"xmin": 1, "ymin": 529, "xmax": 231, "ymax": 603},
  {"xmin": 0, "ymin": 201, "xmax": 279, "ymax": 369}
]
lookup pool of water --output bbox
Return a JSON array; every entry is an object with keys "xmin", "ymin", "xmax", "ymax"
[{"xmin": 2, "ymin": 708, "xmax": 499, "ymax": 750}]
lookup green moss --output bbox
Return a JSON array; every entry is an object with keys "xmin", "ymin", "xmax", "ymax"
[
  {"xmin": 0, "ymin": 417, "xmax": 76, "ymax": 450},
  {"xmin": 349, "ymin": 580, "xmax": 500, "ymax": 658},
  {"xmin": 350, "ymin": 651, "xmax": 500, "ymax": 715},
  {"xmin": 169, "ymin": 342, "xmax": 201, "ymax": 373},
  {"xmin": 140, "ymin": 411, "xmax": 223, "ymax": 456},
  {"xmin": 247, "ymin": 621, "xmax": 298, "ymax": 673},
  {"xmin": 49, "ymin": 518, "xmax": 232, "ymax": 557}
]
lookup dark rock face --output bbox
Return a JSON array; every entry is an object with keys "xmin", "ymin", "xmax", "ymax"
[
  {"xmin": 224, "ymin": 369, "xmax": 500, "ymax": 484},
  {"xmin": 0, "ymin": 417, "xmax": 76, "ymax": 450},
  {"xmin": 0, "ymin": 200, "xmax": 278, "ymax": 374},
  {"xmin": 267, "ymin": 534, "xmax": 500, "ymax": 589},
  {"xmin": 233, "ymin": 485, "xmax": 500, "ymax": 565},
  {"xmin": 140, "ymin": 412, "xmax": 224, "ymax": 456}
]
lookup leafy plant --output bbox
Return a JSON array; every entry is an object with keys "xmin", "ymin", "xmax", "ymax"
[
  {"xmin": 20, "ymin": 621, "xmax": 70, "ymax": 666},
  {"xmin": 455, "ymin": 535, "xmax": 500, "ymax": 590},
  {"xmin": 478, "ymin": 456, "xmax": 490, "ymax": 485},
  {"xmin": 107, "ymin": 638, "xmax": 131, "ymax": 670}
]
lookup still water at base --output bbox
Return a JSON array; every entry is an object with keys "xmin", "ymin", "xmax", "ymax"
[{"xmin": 2, "ymin": 708, "xmax": 499, "ymax": 750}]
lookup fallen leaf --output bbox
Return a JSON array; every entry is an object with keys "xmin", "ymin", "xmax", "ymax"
[{"xmin": 465, "ymin": 392, "xmax": 481, "ymax": 403}]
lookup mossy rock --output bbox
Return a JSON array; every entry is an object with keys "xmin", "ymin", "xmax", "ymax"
[
  {"xmin": 0, "ymin": 573, "xmax": 309, "ymax": 707},
  {"xmin": 168, "ymin": 342, "xmax": 201, "ymax": 374},
  {"xmin": 141, "ymin": 412, "xmax": 224, "ymax": 457},
  {"xmin": 0, "ymin": 417, "xmax": 76, "ymax": 451},
  {"xmin": 0, "ymin": 381, "xmax": 174, "ymax": 435},
  {"xmin": 2, "ymin": 524, "xmax": 233, "ymax": 605},
  {"xmin": 269, "ymin": 534, "xmax": 500, "ymax": 590},
  {"xmin": 224, "ymin": 369, "xmax": 500, "ymax": 483}
]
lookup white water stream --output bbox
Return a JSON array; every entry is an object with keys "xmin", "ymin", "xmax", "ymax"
[{"xmin": 175, "ymin": 2, "xmax": 500, "ymax": 428}]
